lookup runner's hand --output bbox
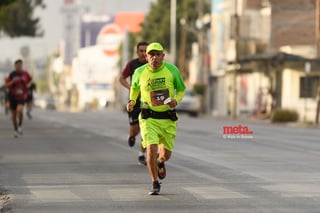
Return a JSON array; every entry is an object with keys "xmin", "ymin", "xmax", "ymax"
[
  {"xmin": 10, "ymin": 77, "xmax": 19, "ymax": 85},
  {"xmin": 167, "ymin": 99, "xmax": 177, "ymax": 108},
  {"xmin": 126, "ymin": 100, "xmax": 135, "ymax": 112}
]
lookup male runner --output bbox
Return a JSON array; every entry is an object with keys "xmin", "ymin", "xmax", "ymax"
[
  {"xmin": 127, "ymin": 42, "xmax": 186, "ymax": 195},
  {"xmin": 5, "ymin": 59, "xmax": 32, "ymax": 137},
  {"xmin": 120, "ymin": 41, "xmax": 148, "ymax": 165}
]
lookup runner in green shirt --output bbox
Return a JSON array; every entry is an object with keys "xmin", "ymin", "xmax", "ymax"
[{"xmin": 127, "ymin": 42, "xmax": 186, "ymax": 195}]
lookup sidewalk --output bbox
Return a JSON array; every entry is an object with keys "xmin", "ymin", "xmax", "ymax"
[{"xmin": 0, "ymin": 113, "xmax": 11, "ymax": 211}]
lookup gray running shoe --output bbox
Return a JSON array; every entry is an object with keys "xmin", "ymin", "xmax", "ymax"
[
  {"xmin": 138, "ymin": 155, "xmax": 147, "ymax": 166},
  {"xmin": 13, "ymin": 130, "xmax": 19, "ymax": 138},
  {"xmin": 18, "ymin": 127, "xmax": 23, "ymax": 136},
  {"xmin": 148, "ymin": 181, "xmax": 161, "ymax": 195}
]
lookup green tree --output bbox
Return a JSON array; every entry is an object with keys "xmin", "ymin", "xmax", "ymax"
[
  {"xmin": 0, "ymin": 0, "xmax": 45, "ymax": 37},
  {"xmin": 141, "ymin": 0, "xmax": 171, "ymax": 51},
  {"xmin": 140, "ymin": 0, "xmax": 210, "ymax": 78}
]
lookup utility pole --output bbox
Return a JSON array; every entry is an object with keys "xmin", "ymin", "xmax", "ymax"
[
  {"xmin": 316, "ymin": 0, "xmax": 320, "ymax": 57},
  {"xmin": 316, "ymin": 0, "xmax": 320, "ymax": 124},
  {"xmin": 170, "ymin": 0, "xmax": 177, "ymax": 64},
  {"xmin": 197, "ymin": 0, "xmax": 205, "ymax": 113},
  {"xmin": 232, "ymin": 0, "xmax": 240, "ymax": 119}
]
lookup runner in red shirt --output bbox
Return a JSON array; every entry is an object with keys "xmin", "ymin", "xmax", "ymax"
[
  {"xmin": 120, "ymin": 42, "xmax": 148, "ymax": 165},
  {"xmin": 5, "ymin": 59, "xmax": 32, "ymax": 138}
]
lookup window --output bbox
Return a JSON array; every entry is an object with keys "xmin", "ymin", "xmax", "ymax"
[{"xmin": 300, "ymin": 76, "xmax": 320, "ymax": 98}]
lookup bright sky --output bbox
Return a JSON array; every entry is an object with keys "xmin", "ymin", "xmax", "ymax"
[{"xmin": 0, "ymin": 0, "xmax": 153, "ymax": 61}]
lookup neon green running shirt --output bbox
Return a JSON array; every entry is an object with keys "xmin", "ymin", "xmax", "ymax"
[{"xmin": 130, "ymin": 62, "xmax": 186, "ymax": 112}]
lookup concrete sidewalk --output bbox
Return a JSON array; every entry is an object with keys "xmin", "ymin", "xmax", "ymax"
[{"xmin": 0, "ymin": 113, "xmax": 12, "ymax": 211}]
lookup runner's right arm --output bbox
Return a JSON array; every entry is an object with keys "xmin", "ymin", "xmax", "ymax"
[
  {"xmin": 119, "ymin": 62, "xmax": 131, "ymax": 90},
  {"xmin": 5, "ymin": 75, "xmax": 15, "ymax": 87}
]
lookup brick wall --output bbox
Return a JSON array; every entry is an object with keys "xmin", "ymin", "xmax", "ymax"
[
  {"xmin": 269, "ymin": 0, "xmax": 316, "ymax": 49},
  {"xmin": 246, "ymin": 0, "xmax": 263, "ymax": 9}
]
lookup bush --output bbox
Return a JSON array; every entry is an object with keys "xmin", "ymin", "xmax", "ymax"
[{"xmin": 271, "ymin": 108, "xmax": 299, "ymax": 123}]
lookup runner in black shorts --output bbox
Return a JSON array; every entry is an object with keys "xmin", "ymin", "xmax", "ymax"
[
  {"xmin": 26, "ymin": 82, "xmax": 36, "ymax": 119},
  {"xmin": 5, "ymin": 59, "xmax": 32, "ymax": 138},
  {"xmin": 120, "ymin": 41, "xmax": 148, "ymax": 165}
]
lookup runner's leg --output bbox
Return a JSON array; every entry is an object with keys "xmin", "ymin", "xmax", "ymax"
[
  {"xmin": 26, "ymin": 99, "xmax": 32, "ymax": 119},
  {"xmin": 129, "ymin": 123, "xmax": 140, "ymax": 138},
  {"xmin": 17, "ymin": 104, "xmax": 24, "ymax": 128},
  {"xmin": 5, "ymin": 101, "xmax": 9, "ymax": 114},
  {"xmin": 146, "ymin": 144, "xmax": 159, "ymax": 182},
  {"xmin": 16, "ymin": 103, "xmax": 25, "ymax": 135},
  {"xmin": 9, "ymin": 99, "xmax": 18, "ymax": 130},
  {"xmin": 11, "ymin": 110, "xmax": 18, "ymax": 130},
  {"xmin": 127, "ymin": 103, "xmax": 140, "ymax": 147},
  {"xmin": 158, "ymin": 144, "xmax": 171, "ymax": 163}
]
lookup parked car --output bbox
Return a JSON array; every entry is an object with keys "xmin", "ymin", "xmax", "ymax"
[
  {"xmin": 176, "ymin": 89, "xmax": 201, "ymax": 117},
  {"xmin": 34, "ymin": 95, "xmax": 56, "ymax": 110}
]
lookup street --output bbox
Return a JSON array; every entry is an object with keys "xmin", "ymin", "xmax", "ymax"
[{"xmin": 0, "ymin": 108, "xmax": 320, "ymax": 213}]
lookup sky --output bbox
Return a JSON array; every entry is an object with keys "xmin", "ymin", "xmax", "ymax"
[{"xmin": 0, "ymin": 0, "xmax": 154, "ymax": 61}]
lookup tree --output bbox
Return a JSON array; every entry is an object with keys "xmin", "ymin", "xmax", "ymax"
[
  {"xmin": 0, "ymin": 0, "xmax": 45, "ymax": 37},
  {"xmin": 140, "ymin": 0, "xmax": 210, "ymax": 78},
  {"xmin": 0, "ymin": 0, "xmax": 16, "ymax": 6}
]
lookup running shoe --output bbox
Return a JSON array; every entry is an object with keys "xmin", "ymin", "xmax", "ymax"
[
  {"xmin": 138, "ymin": 155, "xmax": 147, "ymax": 166},
  {"xmin": 18, "ymin": 127, "xmax": 23, "ymax": 136},
  {"xmin": 148, "ymin": 181, "xmax": 161, "ymax": 195},
  {"xmin": 128, "ymin": 136, "xmax": 135, "ymax": 147},
  {"xmin": 13, "ymin": 130, "xmax": 19, "ymax": 138},
  {"xmin": 157, "ymin": 161, "xmax": 166, "ymax": 180}
]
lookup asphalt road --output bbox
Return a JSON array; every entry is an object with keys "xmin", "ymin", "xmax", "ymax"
[{"xmin": 0, "ymin": 108, "xmax": 320, "ymax": 213}]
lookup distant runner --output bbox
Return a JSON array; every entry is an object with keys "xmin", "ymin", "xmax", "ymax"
[
  {"xmin": 5, "ymin": 59, "xmax": 32, "ymax": 137},
  {"xmin": 26, "ymin": 82, "xmax": 36, "ymax": 119}
]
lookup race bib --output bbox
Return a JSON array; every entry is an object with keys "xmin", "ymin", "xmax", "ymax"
[
  {"xmin": 150, "ymin": 89, "xmax": 169, "ymax": 106},
  {"xmin": 16, "ymin": 88, "xmax": 23, "ymax": 94}
]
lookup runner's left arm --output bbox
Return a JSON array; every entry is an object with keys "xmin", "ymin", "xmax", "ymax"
[
  {"xmin": 175, "ymin": 90, "xmax": 186, "ymax": 105},
  {"xmin": 171, "ymin": 65, "xmax": 186, "ymax": 105},
  {"xmin": 25, "ymin": 72, "xmax": 33, "ymax": 88}
]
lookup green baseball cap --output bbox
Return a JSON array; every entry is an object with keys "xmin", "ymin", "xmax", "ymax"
[{"xmin": 146, "ymin": 42, "xmax": 164, "ymax": 54}]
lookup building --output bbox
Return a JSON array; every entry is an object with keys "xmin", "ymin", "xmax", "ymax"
[
  {"xmin": 67, "ymin": 12, "xmax": 145, "ymax": 110},
  {"xmin": 209, "ymin": 0, "xmax": 320, "ymax": 122}
]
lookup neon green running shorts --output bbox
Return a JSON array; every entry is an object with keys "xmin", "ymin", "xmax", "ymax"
[{"xmin": 139, "ymin": 116, "xmax": 177, "ymax": 151}]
